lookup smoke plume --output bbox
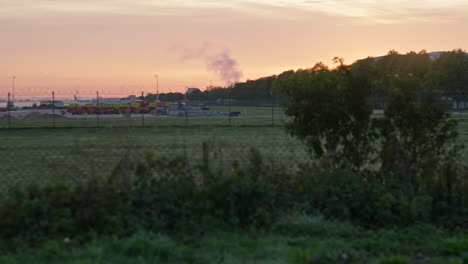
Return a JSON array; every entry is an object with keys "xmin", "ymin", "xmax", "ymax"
[
  {"xmin": 173, "ymin": 43, "xmax": 243, "ymax": 87},
  {"xmin": 205, "ymin": 50, "xmax": 243, "ymax": 87}
]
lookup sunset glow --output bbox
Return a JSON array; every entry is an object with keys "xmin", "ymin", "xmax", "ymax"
[{"xmin": 1, "ymin": 0, "xmax": 467, "ymax": 97}]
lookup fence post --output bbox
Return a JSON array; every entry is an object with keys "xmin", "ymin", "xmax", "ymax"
[
  {"xmin": 141, "ymin": 91, "xmax": 145, "ymax": 127},
  {"xmin": 228, "ymin": 87, "xmax": 232, "ymax": 126},
  {"xmin": 202, "ymin": 141, "xmax": 209, "ymax": 170},
  {"xmin": 52, "ymin": 91, "xmax": 56, "ymax": 128},
  {"xmin": 96, "ymin": 91, "xmax": 100, "ymax": 128},
  {"xmin": 7, "ymin": 92, "xmax": 11, "ymax": 129},
  {"xmin": 185, "ymin": 93, "xmax": 189, "ymax": 128},
  {"xmin": 271, "ymin": 100, "xmax": 275, "ymax": 127}
]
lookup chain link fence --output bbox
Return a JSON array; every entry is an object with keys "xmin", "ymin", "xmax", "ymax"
[
  {"xmin": 0, "ymin": 139, "xmax": 311, "ymax": 193},
  {"xmin": 1, "ymin": 134, "xmax": 467, "ymax": 193},
  {"xmin": 2, "ymin": 95, "xmax": 468, "ymax": 129},
  {"xmin": 0, "ymin": 91, "xmax": 288, "ymax": 129}
]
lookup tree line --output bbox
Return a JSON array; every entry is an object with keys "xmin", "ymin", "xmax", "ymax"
[{"xmin": 143, "ymin": 49, "xmax": 468, "ymax": 107}]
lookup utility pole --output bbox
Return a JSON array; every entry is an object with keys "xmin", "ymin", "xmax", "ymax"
[
  {"xmin": 52, "ymin": 91, "xmax": 55, "ymax": 128},
  {"xmin": 7, "ymin": 93, "xmax": 11, "ymax": 128}
]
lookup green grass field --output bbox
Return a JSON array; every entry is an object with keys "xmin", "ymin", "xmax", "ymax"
[
  {"xmin": 0, "ymin": 115, "xmax": 289, "ymax": 128},
  {"xmin": 0, "ymin": 125, "xmax": 308, "ymax": 191},
  {"xmin": 209, "ymin": 105, "xmax": 286, "ymax": 115}
]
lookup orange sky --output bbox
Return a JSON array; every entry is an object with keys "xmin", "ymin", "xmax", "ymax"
[{"xmin": 1, "ymin": 0, "xmax": 468, "ymax": 98}]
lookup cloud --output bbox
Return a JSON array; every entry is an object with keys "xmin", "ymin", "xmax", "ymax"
[
  {"xmin": 239, "ymin": 0, "xmax": 468, "ymax": 23},
  {"xmin": 0, "ymin": 0, "xmax": 234, "ymax": 18},
  {"xmin": 0, "ymin": 0, "xmax": 467, "ymax": 23}
]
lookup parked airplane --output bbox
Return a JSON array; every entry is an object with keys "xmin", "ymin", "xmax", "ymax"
[{"xmin": 73, "ymin": 95, "xmax": 93, "ymax": 103}]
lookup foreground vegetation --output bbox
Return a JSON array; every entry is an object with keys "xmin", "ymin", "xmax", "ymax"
[
  {"xmin": 1, "ymin": 222, "xmax": 467, "ymax": 264},
  {"xmin": 0, "ymin": 150, "xmax": 467, "ymax": 263}
]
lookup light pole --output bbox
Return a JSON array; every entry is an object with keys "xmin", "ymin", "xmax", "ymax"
[
  {"xmin": 12, "ymin": 76, "xmax": 16, "ymax": 105},
  {"xmin": 154, "ymin": 74, "xmax": 159, "ymax": 101}
]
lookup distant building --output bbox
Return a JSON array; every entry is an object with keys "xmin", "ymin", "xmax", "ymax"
[{"xmin": 186, "ymin": 88, "xmax": 201, "ymax": 94}]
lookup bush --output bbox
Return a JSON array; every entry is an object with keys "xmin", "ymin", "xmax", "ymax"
[
  {"xmin": 305, "ymin": 170, "xmax": 370, "ymax": 221},
  {"xmin": 0, "ymin": 148, "xmax": 286, "ymax": 244},
  {"xmin": 0, "ymin": 145, "xmax": 466, "ymax": 246},
  {"xmin": 107, "ymin": 233, "xmax": 177, "ymax": 261},
  {"xmin": 379, "ymin": 256, "xmax": 410, "ymax": 264},
  {"xmin": 440, "ymin": 237, "xmax": 468, "ymax": 256},
  {"xmin": 273, "ymin": 213, "xmax": 361, "ymax": 237},
  {"xmin": 292, "ymin": 240, "xmax": 362, "ymax": 264}
]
